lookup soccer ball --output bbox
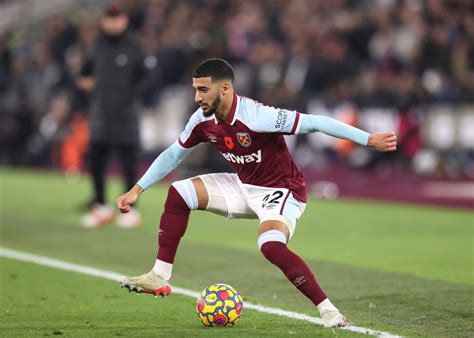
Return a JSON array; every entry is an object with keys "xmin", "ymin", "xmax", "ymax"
[{"xmin": 196, "ymin": 283, "xmax": 243, "ymax": 327}]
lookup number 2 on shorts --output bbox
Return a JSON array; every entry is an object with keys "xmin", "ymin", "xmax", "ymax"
[{"xmin": 262, "ymin": 190, "xmax": 284, "ymax": 208}]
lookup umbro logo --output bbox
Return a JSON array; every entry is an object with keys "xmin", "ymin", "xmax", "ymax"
[
  {"xmin": 208, "ymin": 135, "xmax": 218, "ymax": 143},
  {"xmin": 293, "ymin": 276, "xmax": 306, "ymax": 286}
]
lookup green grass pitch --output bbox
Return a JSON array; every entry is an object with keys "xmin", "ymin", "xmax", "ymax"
[{"xmin": 0, "ymin": 168, "xmax": 472, "ymax": 337}]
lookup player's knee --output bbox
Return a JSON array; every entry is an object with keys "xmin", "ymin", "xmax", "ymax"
[
  {"xmin": 190, "ymin": 177, "xmax": 209, "ymax": 209},
  {"xmin": 166, "ymin": 179, "xmax": 199, "ymax": 213},
  {"xmin": 259, "ymin": 220, "xmax": 290, "ymax": 238},
  {"xmin": 258, "ymin": 230, "xmax": 287, "ymax": 260}
]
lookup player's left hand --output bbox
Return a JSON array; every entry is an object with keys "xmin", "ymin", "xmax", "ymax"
[{"xmin": 367, "ymin": 132, "xmax": 397, "ymax": 152}]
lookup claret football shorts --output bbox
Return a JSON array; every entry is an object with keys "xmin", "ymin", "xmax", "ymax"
[{"xmin": 198, "ymin": 173, "xmax": 306, "ymax": 239}]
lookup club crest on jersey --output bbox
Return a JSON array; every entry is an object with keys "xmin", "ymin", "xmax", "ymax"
[{"xmin": 237, "ymin": 132, "xmax": 251, "ymax": 147}]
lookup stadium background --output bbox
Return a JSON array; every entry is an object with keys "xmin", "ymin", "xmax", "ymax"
[{"xmin": 0, "ymin": 0, "xmax": 473, "ymax": 337}]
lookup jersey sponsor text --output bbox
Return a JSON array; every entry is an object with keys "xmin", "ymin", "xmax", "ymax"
[
  {"xmin": 275, "ymin": 109, "xmax": 288, "ymax": 130},
  {"xmin": 221, "ymin": 149, "xmax": 262, "ymax": 164}
]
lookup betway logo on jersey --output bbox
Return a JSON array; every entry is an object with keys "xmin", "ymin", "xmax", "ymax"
[{"xmin": 221, "ymin": 149, "xmax": 262, "ymax": 164}]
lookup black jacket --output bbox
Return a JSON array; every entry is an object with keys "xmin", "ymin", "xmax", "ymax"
[{"xmin": 82, "ymin": 31, "xmax": 147, "ymax": 146}]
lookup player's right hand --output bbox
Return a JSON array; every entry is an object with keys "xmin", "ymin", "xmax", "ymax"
[
  {"xmin": 367, "ymin": 132, "xmax": 397, "ymax": 152},
  {"xmin": 117, "ymin": 185, "xmax": 143, "ymax": 213}
]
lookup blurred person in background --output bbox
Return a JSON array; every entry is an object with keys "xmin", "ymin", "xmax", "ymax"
[
  {"xmin": 77, "ymin": 3, "xmax": 149, "ymax": 229},
  {"xmin": 395, "ymin": 99, "xmax": 422, "ymax": 168},
  {"xmin": 27, "ymin": 94, "xmax": 70, "ymax": 166}
]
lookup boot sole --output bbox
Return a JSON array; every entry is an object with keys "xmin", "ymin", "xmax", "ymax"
[{"xmin": 121, "ymin": 283, "xmax": 171, "ymax": 298}]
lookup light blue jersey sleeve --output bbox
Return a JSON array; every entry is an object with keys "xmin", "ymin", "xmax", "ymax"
[
  {"xmin": 137, "ymin": 141, "xmax": 194, "ymax": 190},
  {"xmin": 296, "ymin": 114, "xmax": 369, "ymax": 146},
  {"xmin": 238, "ymin": 98, "xmax": 300, "ymax": 134}
]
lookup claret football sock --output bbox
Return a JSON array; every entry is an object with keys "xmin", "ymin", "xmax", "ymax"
[
  {"xmin": 260, "ymin": 241, "xmax": 327, "ymax": 306},
  {"xmin": 156, "ymin": 186, "xmax": 190, "ymax": 265}
]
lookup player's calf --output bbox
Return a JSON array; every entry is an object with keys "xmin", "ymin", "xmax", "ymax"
[
  {"xmin": 155, "ymin": 180, "xmax": 198, "ymax": 265},
  {"xmin": 258, "ymin": 229, "xmax": 349, "ymax": 328},
  {"xmin": 117, "ymin": 180, "xmax": 198, "ymax": 299}
]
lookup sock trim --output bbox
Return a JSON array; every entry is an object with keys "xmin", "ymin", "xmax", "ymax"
[
  {"xmin": 152, "ymin": 259, "xmax": 173, "ymax": 281},
  {"xmin": 171, "ymin": 179, "xmax": 198, "ymax": 210},
  {"xmin": 257, "ymin": 230, "xmax": 287, "ymax": 249},
  {"xmin": 316, "ymin": 298, "xmax": 338, "ymax": 313}
]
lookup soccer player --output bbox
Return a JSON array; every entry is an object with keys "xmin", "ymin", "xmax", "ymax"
[{"xmin": 117, "ymin": 58, "xmax": 397, "ymax": 327}]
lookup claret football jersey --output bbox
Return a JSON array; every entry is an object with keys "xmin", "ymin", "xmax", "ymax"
[{"xmin": 178, "ymin": 93, "xmax": 307, "ymax": 202}]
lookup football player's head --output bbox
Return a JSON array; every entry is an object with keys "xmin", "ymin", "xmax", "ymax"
[{"xmin": 192, "ymin": 58, "xmax": 234, "ymax": 117}]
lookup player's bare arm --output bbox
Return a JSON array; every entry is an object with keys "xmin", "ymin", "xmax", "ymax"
[{"xmin": 367, "ymin": 132, "xmax": 397, "ymax": 152}]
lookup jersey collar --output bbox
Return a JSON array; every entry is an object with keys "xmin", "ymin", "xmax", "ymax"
[{"xmin": 214, "ymin": 92, "xmax": 238, "ymax": 125}]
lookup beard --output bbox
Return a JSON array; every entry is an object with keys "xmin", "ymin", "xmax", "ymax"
[{"xmin": 202, "ymin": 93, "xmax": 221, "ymax": 117}]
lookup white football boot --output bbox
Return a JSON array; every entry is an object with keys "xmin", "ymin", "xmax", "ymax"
[
  {"xmin": 321, "ymin": 309, "xmax": 350, "ymax": 328},
  {"xmin": 118, "ymin": 271, "xmax": 172, "ymax": 297},
  {"xmin": 81, "ymin": 204, "xmax": 115, "ymax": 228},
  {"xmin": 116, "ymin": 208, "xmax": 141, "ymax": 229}
]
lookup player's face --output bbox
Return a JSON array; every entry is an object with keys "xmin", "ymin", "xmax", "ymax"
[{"xmin": 193, "ymin": 77, "xmax": 222, "ymax": 117}]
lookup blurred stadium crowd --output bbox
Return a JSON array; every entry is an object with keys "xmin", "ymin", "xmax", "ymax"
[{"xmin": 0, "ymin": 0, "xmax": 473, "ymax": 178}]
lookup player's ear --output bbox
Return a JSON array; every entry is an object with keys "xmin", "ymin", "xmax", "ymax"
[{"xmin": 221, "ymin": 81, "xmax": 231, "ymax": 96}]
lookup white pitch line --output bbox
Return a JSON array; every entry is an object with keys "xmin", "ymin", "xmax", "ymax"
[{"xmin": 0, "ymin": 247, "xmax": 401, "ymax": 337}]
